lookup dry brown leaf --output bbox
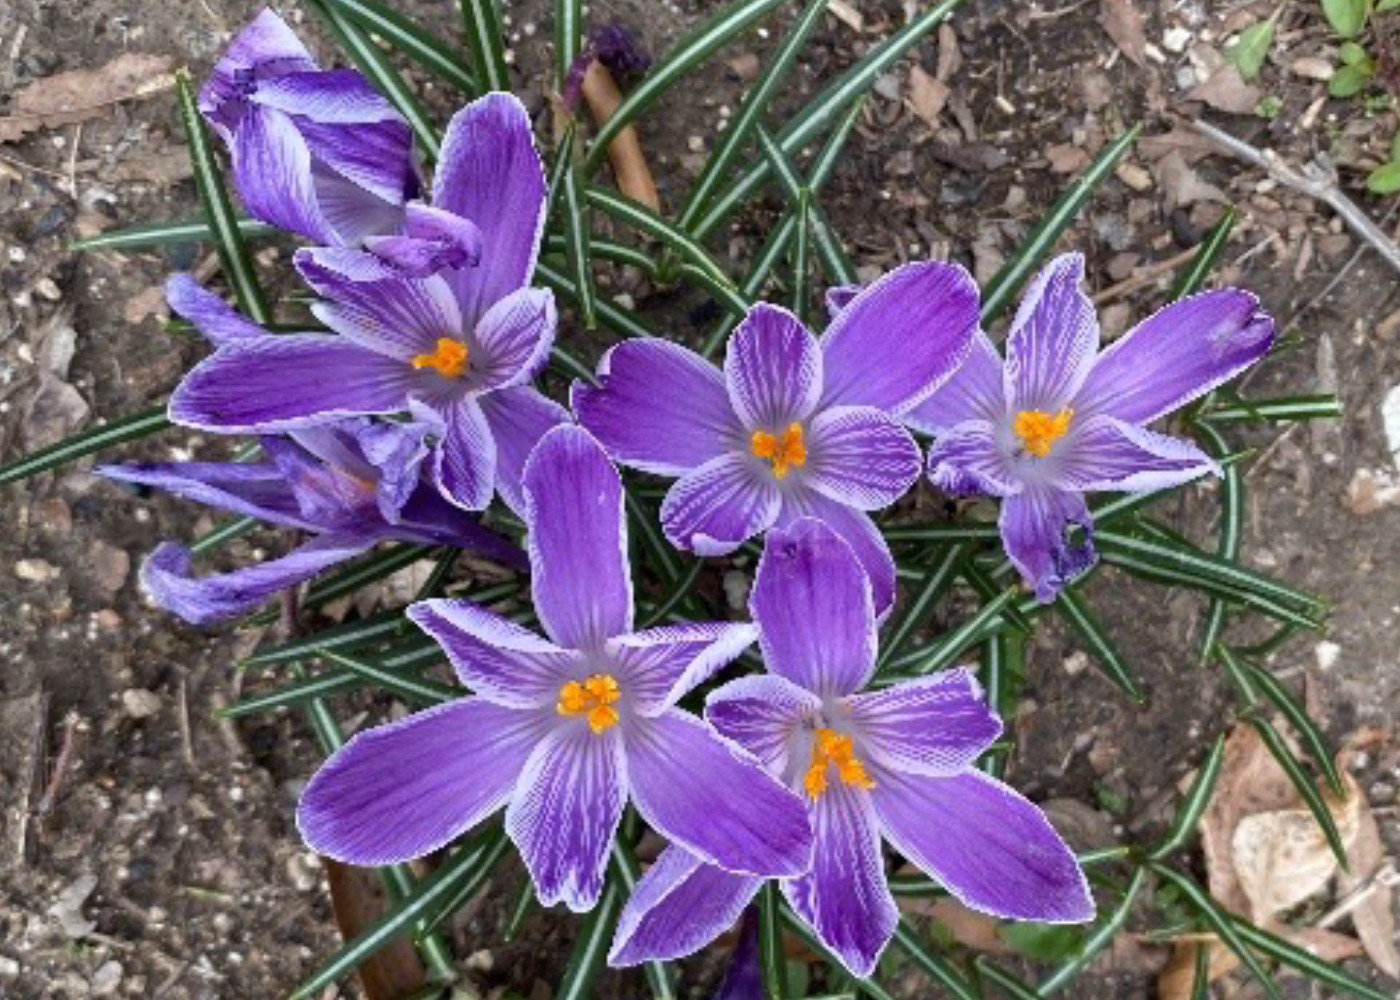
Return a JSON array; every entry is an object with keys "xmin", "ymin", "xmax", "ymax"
[
  {"xmin": 1139, "ymin": 126, "xmax": 1226, "ymax": 164},
  {"xmin": 907, "ymin": 66, "xmax": 949, "ymax": 127},
  {"xmin": 1157, "ymin": 941, "xmax": 1236, "ymax": 1000},
  {"xmin": 122, "ymin": 286, "xmax": 168, "ymax": 325},
  {"xmin": 1155, "ymin": 151, "xmax": 1227, "ymax": 210},
  {"xmin": 580, "ymin": 62, "xmax": 660, "ymax": 212},
  {"xmin": 935, "ymin": 23, "xmax": 962, "ymax": 82},
  {"xmin": 1046, "ymin": 143, "xmax": 1090, "ymax": 174},
  {"xmin": 0, "ymin": 53, "xmax": 176, "ymax": 145},
  {"xmin": 1099, "ymin": 0, "xmax": 1148, "ymax": 68},
  {"xmin": 826, "ymin": 0, "xmax": 864, "ymax": 33},
  {"xmin": 1288, "ymin": 926, "xmax": 1366, "ymax": 963},
  {"xmin": 1188, "ymin": 64, "xmax": 1263, "ymax": 115},
  {"xmin": 324, "ymin": 858, "xmax": 427, "ymax": 1000},
  {"xmin": 1337, "ymin": 785, "xmax": 1400, "ymax": 978},
  {"xmin": 920, "ymin": 898, "xmax": 1011, "ymax": 955}
]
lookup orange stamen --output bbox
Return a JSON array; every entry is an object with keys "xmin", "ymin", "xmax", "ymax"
[
  {"xmin": 556, "ymin": 674, "xmax": 622, "ymax": 734},
  {"xmin": 411, "ymin": 337, "xmax": 469, "ymax": 378},
  {"xmin": 803, "ymin": 728, "xmax": 875, "ymax": 799},
  {"xmin": 750, "ymin": 422, "xmax": 807, "ymax": 479},
  {"xmin": 1013, "ymin": 408, "xmax": 1073, "ymax": 458}
]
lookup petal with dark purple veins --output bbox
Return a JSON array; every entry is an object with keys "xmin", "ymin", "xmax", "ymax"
[
  {"xmin": 627, "ymin": 709, "xmax": 813, "ymax": 877},
  {"xmin": 723, "ymin": 304, "xmax": 822, "ymax": 430},
  {"xmin": 249, "ymin": 69, "xmax": 405, "ymax": 123},
  {"xmin": 170, "ymin": 335, "xmax": 413, "ymax": 432},
  {"xmin": 660, "ymin": 452, "xmax": 780, "ymax": 557},
  {"xmin": 478, "ymin": 385, "xmax": 570, "ymax": 518},
  {"xmin": 1075, "ymin": 289, "xmax": 1275, "ymax": 424},
  {"xmin": 925, "ymin": 420, "xmax": 1018, "ymax": 497},
  {"xmin": 506, "ymin": 724, "xmax": 628, "ymax": 912},
  {"xmin": 572, "ymin": 338, "xmax": 737, "ymax": 476},
  {"xmin": 1004, "ymin": 253, "xmax": 1099, "ymax": 413},
  {"xmin": 140, "ymin": 536, "xmax": 373, "ymax": 625},
  {"xmin": 312, "ymin": 164, "xmax": 409, "ymax": 245},
  {"xmin": 999, "ymin": 486, "xmax": 1096, "ymax": 603},
  {"xmin": 298, "ymin": 116, "xmax": 416, "ymax": 207},
  {"xmin": 775, "ymin": 492, "xmax": 897, "ymax": 618},
  {"xmin": 705, "ymin": 673, "xmax": 820, "ymax": 773},
  {"xmin": 470, "ymin": 287, "xmax": 557, "ymax": 390},
  {"xmin": 364, "ymin": 203, "xmax": 484, "ymax": 277},
  {"xmin": 751, "ymin": 517, "xmax": 876, "ymax": 697},
  {"xmin": 847, "ymin": 668, "xmax": 1003, "ymax": 776},
  {"xmin": 200, "ymin": 9, "xmax": 316, "ymax": 133},
  {"xmin": 98, "ymin": 460, "xmax": 311, "ymax": 530},
  {"xmin": 1054, "ymin": 416, "xmax": 1219, "ymax": 493},
  {"xmin": 804, "ymin": 405, "xmax": 921, "ymax": 510},
  {"xmin": 608, "ymin": 846, "xmax": 763, "ymax": 966},
  {"xmin": 819, "ymin": 260, "xmax": 979, "ymax": 414},
  {"xmin": 166, "ymin": 274, "xmax": 271, "ymax": 346},
  {"xmin": 903, "ymin": 329, "xmax": 1007, "ymax": 434},
  {"xmin": 432, "ymin": 396, "xmax": 498, "ymax": 511},
  {"xmin": 299, "ymin": 699, "xmax": 546, "ymax": 866},
  {"xmin": 872, "ymin": 768, "xmax": 1094, "ymax": 922},
  {"xmin": 408, "ymin": 599, "xmax": 579, "ymax": 707},
  {"xmin": 782, "ymin": 782, "xmax": 897, "ymax": 979},
  {"xmin": 609, "ymin": 622, "xmax": 760, "ymax": 715},
  {"xmin": 434, "ymin": 94, "xmax": 547, "ymax": 323},
  {"xmin": 231, "ymin": 106, "xmax": 333, "ymax": 244},
  {"xmin": 523, "ymin": 425, "xmax": 633, "ymax": 650}
]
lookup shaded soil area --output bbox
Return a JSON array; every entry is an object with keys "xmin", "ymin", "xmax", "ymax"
[{"xmin": 1, "ymin": 0, "xmax": 1398, "ymax": 998}]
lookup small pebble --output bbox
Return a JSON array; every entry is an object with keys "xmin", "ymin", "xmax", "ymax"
[
  {"xmin": 14, "ymin": 558, "xmax": 60, "ymax": 583},
  {"xmin": 121, "ymin": 689, "xmax": 162, "ymax": 719}
]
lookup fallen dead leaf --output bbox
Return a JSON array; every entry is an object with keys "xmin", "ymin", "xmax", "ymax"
[
  {"xmin": 826, "ymin": 0, "xmax": 864, "ymax": 33},
  {"xmin": 1347, "ymin": 468, "xmax": 1400, "ymax": 514},
  {"xmin": 1188, "ymin": 64, "xmax": 1263, "ymax": 115},
  {"xmin": 1158, "ymin": 941, "xmax": 1236, "ymax": 1000},
  {"xmin": 1139, "ymin": 125, "xmax": 1227, "ymax": 164},
  {"xmin": 1099, "ymin": 0, "xmax": 1148, "ymax": 68},
  {"xmin": 24, "ymin": 377, "xmax": 90, "ymax": 451},
  {"xmin": 324, "ymin": 858, "xmax": 427, "ymax": 1000},
  {"xmin": 935, "ymin": 23, "xmax": 962, "ymax": 82},
  {"xmin": 907, "ymin": 66, "xmax": 949, "ymax": 127},
  {"xmin": 1046, "ymin": 143, "xmax": 1090, "ymax": 174},
  {"xmin": 1155, "ymin": 151, "xmax": 1227, "ymax": 210},
  {"xmin": 579, "ymin": 62, "xmax": 660, "ymax": 212},
  {"xmin": 0, "ymin": 53, "xmax": 176, "ymax": 145},
  {"xmin": 122, "ymin": 286, "xmax": 168, "ymax": 325},
  {"xmin": 1336, "ymin": 785, "xmax": 1400, "ymax": 978}
]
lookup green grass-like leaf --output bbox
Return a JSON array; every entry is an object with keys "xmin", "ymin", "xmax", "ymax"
[
  {"xmin": 1229, "ymin": 914, "xmax": 1394, "ymax": 1000},
  {"xmin": 1170, "ymin": 207, "xmax": 1237, "ymax": 300},
  {"xmin": 555, "ymin": 0, "xmax": 582, "ymax": 85},
  {"xmin": 1055, "ymin": 586, "xmax": 1144, "ymax": 702},
  {"xmin": 1149, "ymin": 731, "xmax": 1227, "ymax": 860},
  {"xmin": 1036, "ymin": 866, "xmax": 1145, "ymax": 995},
  {"xmin": 778, "ymin": 905, "xmax": 898, "ymax": 1000},
  {"xmin": 556, "ymin": 871, "xmax": 623, "ymax": 1000},
  {"xmin": 328, "ymin": 0, "xmax": 478, "ymax": 95},
  {"xmin": 758, "ymin": 882, "xmax": 788, "ymax": 1000},
  {"xmin": 880, "ymin": 588, "xmax": 1020, "ymax": 678},
  {"xmin": 1149, "ymin": 864, "xmax": 1281, "ymax": 1000},
  {"xmin": 241, "ymin": 609, "xmax": 412, "ymax": 668},
  {"xmin": 70, "ymin": 215, "xmax": 275, "ymax": 251},
  {"xmin": 611, "ymin": 839, "xmax": 677, "ymax": 999},
  {"xmin": 245, "ymin": 543, "xmax": 438, "ymax": 625},
  {"xmin": 561, "ymin": 164, "xmax": 598, "ymax": 329},
  {"xmin": 1199, "ymin": 394, "xmax": 1343, "ymax": 423},
  {"xmin": 586, "ymin": 186, "xmax": 739, "ymax": 294},
  {"xmin": 1248, "ymin": 714, "xmax": 1350, "ymax": 870},
  {"xmin": 318, "ymin": 649, "xmax": 457, "ymax": 706},
  {"xmin": 1240, "ymin": 656, "xmax": 1343, "ymax": 794},
  {"xmin": 459, "ymin": 0, "xmax": 511, "ymax": 93},
  {"xmin": 974, "ymin": 958, "xmax": 1040, "ymax": 1000},
  {"xmin": 536, "ymin": 259, "xmax": 652, "ymax": 338},
  {"xmin": 189, "ymin": 515, "xmax": 259, "ymax": 555},
  {"xmin": 890, "ymin": 920, "xmax": 979, "ymax": 1000},
  {"xmin": 0, "ymin": 404, "xmax": 171, "ymax": 485},
  {"xmin": 221, "ymin": 640, "xmax": 442, "ymax": 717},
  {"xmin": 1192, "ymin": 421, "xmax": 1241, "ymax": 666},
  {"xmin": 878, "ymin": 542, "xmax": 971, "ymax": 669}
]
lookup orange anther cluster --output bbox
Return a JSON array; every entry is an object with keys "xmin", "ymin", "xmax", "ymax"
[
  {"xmin": 750, "ymin": 422, "xmax": 807, "ymax": 480},
  {"xmin": 803, "ymin": 728, "xmax": 875, "ymax": 799},
  {"xmin": 1013, "ymin": 408, "xmax": 1074, "ymax": 457},
  {"xmin": 556, "ymin": 674, "xmax": 622, "ymax": 734},
  {"xmin": 411, "ymin": 337, "xmax": 469, "ymax": 378}
]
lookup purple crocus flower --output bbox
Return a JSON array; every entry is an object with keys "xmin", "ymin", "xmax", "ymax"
[
  {"xmin": 167, "ymin": 93, "xmax": 566, "ymax": 515},
  {"xmin": 201, "ymin": 8, "xmax": 417, "ymax": 245},
  {"xmin": 99, "ymin": 416, "xmax": 520, "ymax": 624},
  {"xmin": 572, "ymin": 262, "xmax": 980, "ymax": 613},
  {"xmin": 297, "ymin": 426, "xmax": 814, "ymax": 910},
  {"xmin": 609, "ymin": 518, "xmax": 1092, "ymax": 977},
  {"xmin": 904, "ymin": 253, "xmax": 1275, "ymax": 601}
]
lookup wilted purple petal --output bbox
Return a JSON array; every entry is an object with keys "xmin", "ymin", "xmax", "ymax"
[
  {"xmin": 166, "ymin": 274, "xmax": 270, "ymax": 346},
  {"xmin": 608, "ymin": 846, "xmax": 763, "ymax": 967},
  {"xmin": 408, "ymin": 599, "xmax": 579, "ymax": 707},
  {"xmin": 903, "ymin": 329, "xmax": 1006, "ymax": 434},
  {"xmin": 847, "ymin": 668, "xmax": 1002, "ymax": 776},
  {"xmin": 232, "ymin": 106, "xmax": 334, "ymax": 244},
  {"xmin": 660, "ymin": 453, "xmax": 780, "ymax": 557},
  {"xmin": 775, "ymin": 492, "xmax": 897, "ymax": 617},
  {"xmin": 506, "ymin": 724, "xmax": 628, "ymax": 912},
  {"xmin": 170, "ymin": 336, "xmax": 413, "ymax": 433},
  {"xmin": 824, "ymin": 283, "xmax": 862, "ymax": 319},
  {"xmin": 1004, "ymin": 253, "xmax": 1099, "ymax": 413},
  {"xmin": 1054, "ymin": 417, "xmax": 1219, "ymax": 493},
  {"xmin": 470, "ymin": 286, "xmax": 556, "ymax": 390},
  {"xmin": 98, "ymin": 460, "xmax": 310, "ymax": 530},
  {"xmin": 200, "ymin": 9, "xmax": 316, "ymax": 133},
  {"xmin": 609, "ymin": 622, "xmax": 759, "ymax": 715},
  {"xmin": 1076, "ymin": 289, "xmax": 1275, "ymax": 424},
  {"xmin": 872, "ymin": 768, "xmax": 1094, "ymax": 922},
  {"xmin": 364, "ymin": 203, "xmax": 484, "ymax": 277},
  {"xmin": 478, "ymin": 385, "xmax": 570, "ymax": 517},
  {"xmin": 299, "ymin": 699, "xmax": 546, "ymax": 865},
  {"xmin": 141, "ymin": 536, "xmax": 372, "ymax": 625},
  {"xmin": 782, "ymin": 782, "xmax": 897, "ymax": 979},
  {"xmin": 925, "ymin": 421, "xmax": 1018, "ymax": 497},
  {"xmin": 1000, "ymin": 486, "xmax": 1096, "ymax": 603},
  {"xmin": 572, "ymin": 338, "xmax": 738, "ymax": 476},
  {"xmin": 804, "ymin": 405, "xmax": 921, "ymax": 510},
  {"xmin": 627, "ymin": 709, "xmax": 813, "ymax": 877},
  {"xmin": 705, "ymin": 673, "xmax": 820, "ymax": 773},
  {"xmin": 819, "ymin": 260, "xmax": 979, "ymax": 414},
  {"xmin": 723, "ymin": 304, "xmax": 822, "ymax": 430},
  {"xmin": 347, "ymin": 418, "xmax": 433, "ymax": 523},
  {"xmin": 523, "ymin": 426, "xmax": 633, "ymax": 650},
  {"xmin": 750, "ymin": 517, "xmax": 876, "ymax": 697},
  {"xmin": 434, "ymin": 94, "xmax": 547, "ymax": 323}
]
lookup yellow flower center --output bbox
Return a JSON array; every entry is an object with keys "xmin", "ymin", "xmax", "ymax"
[
  {"xmin": 1013, "ymin": 408, "xmax": 1074, "ymax": 458},
  {"xmin": 803, "ymin": 728, "xmax": 875, "ymax": 799},
  {"xmin": 411, "ymin": 337, "xmax": 469, "ymax": 378},
  {"xmin": 556, "ymin": 674, "xmax": 622, "ymax": 734},
  {"xmin": 750, "ymin": 422, "xmax": 807, "ymax": 480}
]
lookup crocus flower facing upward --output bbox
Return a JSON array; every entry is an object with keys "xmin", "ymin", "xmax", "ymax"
[
  {"xmin": 905, "ymin": 253, "xmax": 1275, "ymax": 602},
  {"xmin": 609, "ymin": 518, "xmax": 1092, "ymax": 977},
  {"xmin": 298, "ymin": 426, "xmax": 814, "ymax": 910},
  {"xmin": 169, "ymin": 93, "xmax": 566, "ymax": 515},
  {"xmin": 99, "ymin": 415, "xmax": 520, "ymax": 624},
  {"xmin": 573, "ymin": 262, "xmax": 980, "ymax": 613},
  {"xmin": 201, "ymin": 8, "xmax": 417, "ymax": 245}
]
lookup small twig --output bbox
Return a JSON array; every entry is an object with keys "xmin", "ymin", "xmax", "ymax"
[
  {"xmin": 1092, "ymin": 246, "xmax": 1199, "ymax": 305},
  {"xmin": 35, "ymin": 710, "xmax": 81, "ymax": 819},
  {"xmin": 1191, "ymin": 120, "xmax": 1400, "ymax": 277},
  {"xmin": 1319, "ymin": 861, "xmax": 1400, "ymax": 928},
  {"xmin": 1280, "ymin": 202, "xmax": 1400, "ymax": 332},
  {"xmin": 177, "ymin": 674, "xmax": 196, "ymax": 768},
  {"xmin": 1244, "ymin": 422, "xmax": 1302, "ymax": 482},
  {"xmin": 15, "ymin": 686, "xmax": 51, "ymax": 865}
]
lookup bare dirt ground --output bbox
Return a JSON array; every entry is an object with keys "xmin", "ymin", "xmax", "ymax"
[{"xmin": 1, "ymin": 0, "xmax": 1399, "ymax": 998}]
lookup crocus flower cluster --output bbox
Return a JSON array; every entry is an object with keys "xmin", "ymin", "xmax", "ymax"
[{"xmin": 97, "ymin": 8, "xmax": 1286, "ymax": 984}]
